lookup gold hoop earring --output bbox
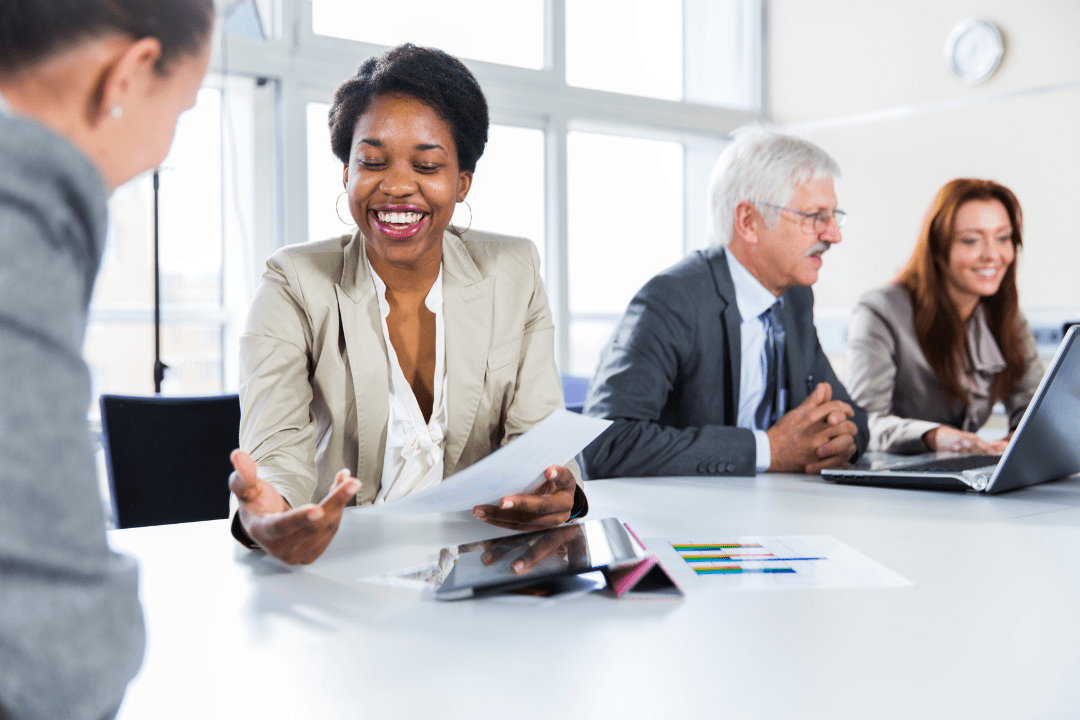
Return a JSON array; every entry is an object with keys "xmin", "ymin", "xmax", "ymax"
[
  {"xmin": 450, "ymin": 200, "xmax": 472, "ymax": 235},
  {"xmin": 335, "ymin": 191, "xmax": 354, "ymax": 226}
]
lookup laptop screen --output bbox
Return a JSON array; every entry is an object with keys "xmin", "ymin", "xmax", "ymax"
[{"xmin": 988, "ymin": 326, "xmax": 1080, "ymax": 493}]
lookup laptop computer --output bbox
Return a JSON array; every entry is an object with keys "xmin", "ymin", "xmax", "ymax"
[{"xmin": 823, "ymin": 325, "xmax": 1080, "ymax": 494}]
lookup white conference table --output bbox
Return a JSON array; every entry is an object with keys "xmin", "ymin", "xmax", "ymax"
[{"xmin": 109, "ymin": 472, "xmax": 1080, "ymax": 720}]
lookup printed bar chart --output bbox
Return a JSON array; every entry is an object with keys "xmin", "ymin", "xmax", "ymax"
[
  {"xmin": 645, "ymin": 535, "xmax": 912, "ymax": 591},
  {"xmin": 673, "ymin": 541, "xmax": 823, "ymax": 575}
]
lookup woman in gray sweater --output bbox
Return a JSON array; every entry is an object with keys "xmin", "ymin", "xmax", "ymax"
[
  {"xmin": 846, "ymin": 179, "xmax": 1043, "ymax": 455},
  {"xmin": 0, "ymin": 2, "xmax": 212, "ymax": 718}
]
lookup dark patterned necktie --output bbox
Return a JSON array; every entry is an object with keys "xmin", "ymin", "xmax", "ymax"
[{"xmin": 754, "ymin": 302, "xmax": 786, "ymax": 430}]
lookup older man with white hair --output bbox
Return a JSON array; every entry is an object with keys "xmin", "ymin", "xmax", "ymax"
[{"xmin": 582, "ymin": 128, "xmax": 868, "ymax": 478}]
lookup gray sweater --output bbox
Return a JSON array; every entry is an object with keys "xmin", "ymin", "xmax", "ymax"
[{"xmin": 0, "ymin": 108, "xmax": 144, "ymax": 719}]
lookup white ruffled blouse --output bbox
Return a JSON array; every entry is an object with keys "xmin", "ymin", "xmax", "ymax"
[{"xmin": 370, "ymin": 266, "xmax": 448, "ymax": 504}]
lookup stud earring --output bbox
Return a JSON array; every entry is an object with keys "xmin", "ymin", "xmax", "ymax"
[
  {"xmin": 109, "ymin": 104, "xmax": 123, "ymax": 120},
  {"xmin": 449, "ymin": 200, "xmax": 472, "ymax": 235}
]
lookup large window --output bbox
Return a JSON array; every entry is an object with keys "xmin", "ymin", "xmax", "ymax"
[
  {"xmin": 566, "ymin": 0, "xmax": 683, "ymax": 101},
  {"xmin": 566, "ymin": 132, "xmax": 685, "ymax": 375},
  {"xmin": 90, "ymin": 0, "xmax": 761, "ymax": 404},
  {"xmin": 311, "ymin": 0, "xmax": 545, "ymax": 70},
  {"xmin": 88, "ymin": 75, "xmax": 261, "ymax": 408}
]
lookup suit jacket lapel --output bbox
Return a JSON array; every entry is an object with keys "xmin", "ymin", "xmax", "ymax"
[
  {"xmin": 335, "ymin": 232, "xmax": 390, "ymax": 486},
  {"xmin": 440, "ymin": 231, "xmax": 494, "ymax": 473},
  {"xmin": 709, "ymin": 248, "xmax": 743, "ymax": 425}
]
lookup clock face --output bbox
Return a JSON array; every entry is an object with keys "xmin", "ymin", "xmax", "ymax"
[{"xmin": 945, "ymin": 19, "xmax": 1004, "ymax": 84}]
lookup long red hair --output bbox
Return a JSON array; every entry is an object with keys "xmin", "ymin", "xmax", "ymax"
[{"xmin": 895, "ymin": 178, "xmax": 1026, "ymax": 404}]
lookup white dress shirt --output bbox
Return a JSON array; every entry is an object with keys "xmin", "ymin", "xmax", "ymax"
[
  {"xmin": 370, "ymin": 266, "xmax": 449, "ymax": 503},
  {"xmin": 724, "ymin": 248, "xmax": 779, "ymax": 472}
]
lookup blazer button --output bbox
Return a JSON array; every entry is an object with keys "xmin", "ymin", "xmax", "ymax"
[
  {"xmin": 696, "ymin": 462, "xmax": 707, "ymax": 473},
  {"xmin": 708, "ymin": 463, "xmax": 718, "ymax": 473},
  {"xmin": 726, "ymin": 463, "xmax": 736, "ymax": 472}
]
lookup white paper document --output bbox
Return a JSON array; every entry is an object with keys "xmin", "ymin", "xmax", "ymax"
[
  {"xmin": 362, "ymin": 409, "xmax": 611, "ymax": 515},
  {"xmin": 644, "ymin": 535, "xmax": 912, "ymax": 591}
]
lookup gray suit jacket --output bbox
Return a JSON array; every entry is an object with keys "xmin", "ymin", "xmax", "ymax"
[
  {"xmin": 582, "ymin": 245, "xmax": 868, "ymax": 478},
  {"xmin": 239, "ymin": 228, "xmax": 578, "ymax": 510},
  {"xmin": 847, "ymin": 284, "xmax": 1043, "ymax": 453}
]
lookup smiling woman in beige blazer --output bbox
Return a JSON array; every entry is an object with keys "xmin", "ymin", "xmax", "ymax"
[
  {"xmin": 228, "ymin": 45, "xmax": 584, "ymax": 564},
  {"xmin": 846, "ymin": 179, "xmax": 1043, "ymax": 455}
]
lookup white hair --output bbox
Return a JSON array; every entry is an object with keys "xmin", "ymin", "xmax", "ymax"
[{"xmin": 707, "ymin": 127, "xmax": 841, "ymax": 245}]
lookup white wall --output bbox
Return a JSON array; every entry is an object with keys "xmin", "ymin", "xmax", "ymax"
[{"xmin": 767, "ymin": 0, "xmax": 1080, "ymax": 328}]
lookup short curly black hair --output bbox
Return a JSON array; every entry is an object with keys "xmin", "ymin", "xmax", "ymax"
[{"xmin": 328, "ymin": 44, "xmax": 489, "ymax": 173}]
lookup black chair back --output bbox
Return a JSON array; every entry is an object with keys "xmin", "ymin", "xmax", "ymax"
[{"xmin": 99, "ymin": 394, "xmax": 240, "ymax": 529}]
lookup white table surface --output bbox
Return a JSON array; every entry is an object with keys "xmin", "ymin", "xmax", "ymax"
[{"xmin": 109, "ymin": 473, "xmax": 1080, "ymax": 720}]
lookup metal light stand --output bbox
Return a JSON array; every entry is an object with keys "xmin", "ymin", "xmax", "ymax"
[{"xmin": 152, "ymin": 169, "xmax": 168, "ymax": 394}]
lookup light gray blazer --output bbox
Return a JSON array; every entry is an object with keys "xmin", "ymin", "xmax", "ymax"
[
  {"xmin": 239, "ymin": 228, "xmax": 577, "ymax": 509},
  {"xmin": 0, "ymin": 106, "xmax": 143, "ymax": 720},
  {"xmin": 846, "ymin": 284, "xmax": 1043, "ymax": 454}
]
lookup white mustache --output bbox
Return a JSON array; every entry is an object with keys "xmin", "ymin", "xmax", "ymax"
[{"xmin": 805, "ymin": 242, "xmax": 830, "ymax": 257}]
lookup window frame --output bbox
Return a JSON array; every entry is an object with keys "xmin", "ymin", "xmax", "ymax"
[{"xmin": 191, "ymin": 0, "xmax": 763, "ymax": 371}]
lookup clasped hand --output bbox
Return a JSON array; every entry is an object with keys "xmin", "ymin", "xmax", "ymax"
[
  {"xmin": 230, "ymin": 450, "xmax": 577, "ymax": 565},
  {"xmin": 767, "ymin": 382, "xmax": 859, "ymax": 474}
]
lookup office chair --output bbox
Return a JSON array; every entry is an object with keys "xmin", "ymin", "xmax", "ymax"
[
  {"xmin": 99, "ymin": 394, "xmax": 240, "ymax": 529},
  {"xmin": 561, "ymin": 375, "xmax": 590, "ymax": 414}
]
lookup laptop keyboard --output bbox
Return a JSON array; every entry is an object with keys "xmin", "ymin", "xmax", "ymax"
[{"xmin": 902, "ymin": 455, "xmax": 1001, "ymax": 473}]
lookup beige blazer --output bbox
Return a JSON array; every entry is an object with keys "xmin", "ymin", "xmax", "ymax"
[
  {"xmin": 846, "ymin": 284, "xmax": 1043, "ymax": 454},
  {"xmin": 239, "ymin": 228, "xmax": 576, "ymax": 509}
]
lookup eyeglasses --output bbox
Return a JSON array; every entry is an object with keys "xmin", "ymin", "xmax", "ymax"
[{"xmin": 756, "ymin": 202, "xmax": 847, "ymax": 232}]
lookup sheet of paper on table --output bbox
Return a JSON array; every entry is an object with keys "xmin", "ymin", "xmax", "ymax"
[
  {"xmin": 644, "ymin": 535, "xmax": 912, "ymax": 591},
  {"xmin": 362, "ymin": 409, "xmax": 611, "ymax": 515}
]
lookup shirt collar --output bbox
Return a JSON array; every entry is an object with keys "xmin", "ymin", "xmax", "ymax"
[
  {"xmin": 724, "ymin": 246, "xmax": 780, "ymax": 321},
  {"xmin": 423, "ymin": 265, "xmax": 444, "ymax": 313},
  {"xmin": 0, "ymin": 91, "xmax": 11, "ymax": 117}
]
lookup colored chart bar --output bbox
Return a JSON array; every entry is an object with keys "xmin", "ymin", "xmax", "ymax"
[
  {"xmin": 671, "ymin": 544, "xmax": 762, "ymax": 551},
  {"xmin": 681, "ymin": 555, "xmax": 825, "ymax": 562},
  {"xmin": 694, "ymin": 566, "xmax": 797, "ymax": 575}
]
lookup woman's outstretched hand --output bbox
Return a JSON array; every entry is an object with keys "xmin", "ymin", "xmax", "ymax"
[{"xmin": 229, "ymin": 449, "xmax": 359, "ymax": 565}]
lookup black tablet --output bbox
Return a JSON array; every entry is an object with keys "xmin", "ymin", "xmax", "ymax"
[{"xmin": 432, "ymin": 517, "xmax": 649, "ymax": 600}]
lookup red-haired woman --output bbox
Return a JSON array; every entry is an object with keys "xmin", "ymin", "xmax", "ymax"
[{"xmin": 846, "ymin": 179, "xmax": 1043, "ymax": 454}]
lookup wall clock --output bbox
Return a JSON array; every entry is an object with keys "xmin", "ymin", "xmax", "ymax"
[{"xmin": 944, "ymin": 18, "xmax": 1004, "ymax": 84}]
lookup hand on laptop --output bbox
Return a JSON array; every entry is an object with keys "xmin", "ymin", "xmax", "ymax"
[
  {"xmin": 922, "ymin": 426, "xmax": 1000, "ymax": 455},
  {"xmin": 229, "ymin": 449, "xmax": 360, "ymax": 565},
  {"xmin": 767, "ymin": 382, "xmax": 859, "ymax": 474}
]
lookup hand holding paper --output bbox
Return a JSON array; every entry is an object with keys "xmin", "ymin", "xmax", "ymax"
[
  {"xmin": 363, "ymin": 409, "xmax": 611, "ymax": 515},
  {"xmin": 472, "ymin": 464, "xmax": 576, "ymax": 530}
]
